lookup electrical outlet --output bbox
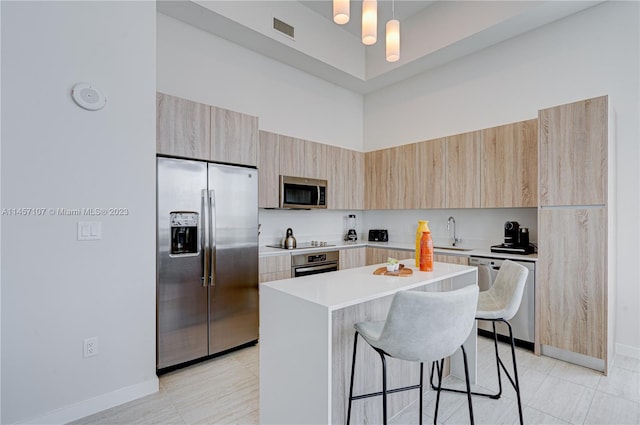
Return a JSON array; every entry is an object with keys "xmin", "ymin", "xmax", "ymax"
[{"xmin": 83, "ymin": 337, "xmax": 98, "ymax": 358}]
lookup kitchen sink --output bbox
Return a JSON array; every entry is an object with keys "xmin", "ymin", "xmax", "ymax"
[{"xmin": 434, "ymin": 246, "xmax": 473, "ymax": 252}]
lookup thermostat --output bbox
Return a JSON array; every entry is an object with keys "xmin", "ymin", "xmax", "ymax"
[{"xmin": 71, "ymin": 83, "xmax": 107, "ymax": 111}]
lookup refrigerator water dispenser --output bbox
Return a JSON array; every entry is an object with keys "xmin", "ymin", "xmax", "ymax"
[{"xmin": 170, "ymin": 211, "xmax": 199, "ymax": 255}]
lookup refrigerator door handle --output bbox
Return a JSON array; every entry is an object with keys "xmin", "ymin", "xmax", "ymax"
[
  {"xmin": 202, "ymin": 189, "xmax": 210, "ymax": 287},
  {"xmin": 209, "ymin": 189, "xmax": 216, "ymax": 287}
]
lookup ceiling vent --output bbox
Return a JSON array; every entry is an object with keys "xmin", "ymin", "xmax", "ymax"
[{"xmin": 273, "ymin": 17, "xmax": 295, "ymax": 39}]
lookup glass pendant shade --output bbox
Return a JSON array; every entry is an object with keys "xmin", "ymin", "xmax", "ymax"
[
  {"xmin": 333, "ymin": 0, "xmax": 350, "ymax": 24},
  {"xmin": 362, "ymin": 0, "xmax": 377, "ymax": 45},
  {"xmin": 386, "ymin": 19, "xmax": 400, "ymax": 62}
]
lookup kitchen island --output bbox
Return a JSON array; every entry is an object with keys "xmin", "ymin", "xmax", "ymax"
[{"xmin": 259, "ymin": 260, "xmax": 478, "ymax": 425}]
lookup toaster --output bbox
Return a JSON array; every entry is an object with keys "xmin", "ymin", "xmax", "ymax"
[{"xmin": 368, "ymin": 229, "xmax": 389, "ymax": 242}]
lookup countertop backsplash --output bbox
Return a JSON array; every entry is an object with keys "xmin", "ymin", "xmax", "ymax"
[{"xmin": 259, "ymin": 208, "xmax": 538, "ymax": 250}]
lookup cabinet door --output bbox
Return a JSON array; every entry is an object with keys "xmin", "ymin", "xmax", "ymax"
[
  {"xmin": 259, "ymin": 255, "xmax": 291, "ymax": 283},
  {"xmin": 258, "ymin": 131, "xmax": 280, "ymax": 208},
  {"xmin": 365, "ymin": 248, "xmax": 413, "ymax": 266},
  {"xmin": 446, "ymin": 131, "xmax": 481, "ymax": 208},
  {"xmin": 415, "ymin": 138, "xmax": 446, "ymax": 209},
  {"xmin": 326, "ymin": 146, "xmax": 364, "ymax": 210},
  {"xmin": 156, "ymin": 93, "xmax": 210, "ymax": 160},
  {"xmin": 279, "ymin": 136, "xmax": 326, "ymax": 179},
  {"xmin": 211, "ymin": 106, "xmax": 258, "ymax": 166},
  {"xmin": 365, "ymin": 145, "xmax": 416, "ymax": 210},
  {"xmin": 481, "ymin": 119, "xmax": 538, "ymax": 208},
  {"xmin": 365, "ymin": 149, "xmax": 390, "ymax": 210},
  {"xmin": 538, "ymin": 208, "xmax": 606, "ymax": 360},
  {"xmin": 539, "ymin": 96, "xmax": 607, "ymax": 206},
  {"xmin": 434, "ymin": 253, "xmax": 469, "ymax": 266},
  {"xmin": 339, "ymin": 248, "xmax": 366, "ymax": 270}
]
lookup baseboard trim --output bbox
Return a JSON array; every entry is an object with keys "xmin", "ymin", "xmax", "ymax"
[
  {"xmin": 615, "ymin": 342, "xmax": 640, "ymax": 360},
  {"xmin": 18, "ymin": 377, "xmax": 159, "ymax": 425},
  {"xmin": 541, "ymin": 344, "xmax": 605, "ymax": 372}
]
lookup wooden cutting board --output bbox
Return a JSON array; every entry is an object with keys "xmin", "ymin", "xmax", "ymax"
[{"xmin": 373, "ymin": 263, "xmax": 413, "ymax": 277}]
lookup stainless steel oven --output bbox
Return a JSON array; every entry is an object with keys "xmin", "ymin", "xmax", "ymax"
[{"xmin": 291, "ymin": 250, "xmax": 339, "ymax": 278}]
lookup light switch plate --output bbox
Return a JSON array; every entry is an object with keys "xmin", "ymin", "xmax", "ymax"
[{"xmin": 78, "ymin": 221, "xmax": 102, "ymax": 241}]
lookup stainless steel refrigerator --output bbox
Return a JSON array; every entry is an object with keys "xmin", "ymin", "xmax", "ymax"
[{"xmin": 156, "ymin": 156, "xmax": 258, "ymax": 370}]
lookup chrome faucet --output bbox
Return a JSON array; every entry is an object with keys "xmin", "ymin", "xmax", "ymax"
[{"xmin": 447, "ymin": 216, "xmax": 462, "ymax": 246}]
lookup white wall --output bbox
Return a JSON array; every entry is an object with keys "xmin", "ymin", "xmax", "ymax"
[
  {"xmin": 157, "ymin": 12, "xmax": 364, "ymax": 151},
  {"xmin": 1, "ymin": 2, "xmax": 157, "ymax": 424},
  {"xmin": 364, "ymin": 1, "xmax": 640, "ymax": 353}
]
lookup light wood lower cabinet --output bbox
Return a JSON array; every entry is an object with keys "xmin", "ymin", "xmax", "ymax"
[
  {"xmin": 259, "ymin": 255, "xmax": 291, "ymax": 283},
  {"xmin": 365, "ymin": 247, "xmax": 413, "ymax": 266},
  {"xmin": 339, "ymin": 247, "xmax": 366, "ymax": 270},
  {"xmin": 434, "ymin": 253, "xmax": 469, "ymax": 266}
]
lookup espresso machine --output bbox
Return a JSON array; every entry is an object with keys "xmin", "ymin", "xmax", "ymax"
[{"xmin": 345, "ymin": 214, "xmax": 357, "ymax": 242}]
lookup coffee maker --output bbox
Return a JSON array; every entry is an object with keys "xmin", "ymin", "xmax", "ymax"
[
  {"xmin": 490, "ymin": 221, "xmax": 533, "ymax": 254},
  {"xmin": 345, "ymin": 214, "xmax": 357, "ymax": 242}
]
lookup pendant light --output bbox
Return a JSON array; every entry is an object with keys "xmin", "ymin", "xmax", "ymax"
[
  {"xmin": 333, "ymin": 0, "xmax": 350, "ymax": 24},
  {"xmin": 386, "ymin": 0, "xmax": 400, "ymax": 62},
  {"xmin": 362, "ymin": 0, "xmax": 377, "ymax": 45}
]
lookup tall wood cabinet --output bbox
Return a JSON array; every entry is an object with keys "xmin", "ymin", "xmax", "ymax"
[
  {"xmin": 156, "ymin": 93, "xmax": 258, "ymax": 166},
  {"xmin": 481, "ymin": 119, "xmax": 538, "ymax": 208},
  {"xmin": 537, "ymin": 95, "xmax": 612, "ymax": 374}
]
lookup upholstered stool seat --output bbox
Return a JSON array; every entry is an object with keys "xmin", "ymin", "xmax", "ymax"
[{"xmin": 347, "ymin": 285, "xmax": 479, "ymax": 425}]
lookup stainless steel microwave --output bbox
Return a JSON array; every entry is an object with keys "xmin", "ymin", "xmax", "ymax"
[{"xmin": 280, "ymin": 175, "xmax": 327, "ymax": 209}]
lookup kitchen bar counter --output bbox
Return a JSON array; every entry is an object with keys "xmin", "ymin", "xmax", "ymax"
[{"xmin": 259, "ymin": 261, "xmax": 477, "ymax": 424}]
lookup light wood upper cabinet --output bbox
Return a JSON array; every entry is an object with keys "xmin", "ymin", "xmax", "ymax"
[
  {"xmin": 279, "ymin": 136, "xmax": 326, "ymax": 180},
  {"xmin": 156, "ymin": 93, "xmax": 210, "ymax": 160},
  {"xmin": 258, "ymin": 130, "xmax": 280, "ymax": 208},
  {"xmin": 481, "ymin": 119, "xmax": 538, "ymax": 208},
  {"xmin": 539, "ymin": 97, "xmax": 607, "ymax": 206},
  {"xmin": 445, "ymin": 131, "xmax": 481, "ymax": 208},
  {"xmin": 211, "ymin": 107, "xmax": 258, "ymax": 166},
  {"xmin": 415, "ymin": 138, "xmax": 446, "ymax": 209},
  {"xmin": 326, "ymin": 145, "xmax": 364, "ymax": 210},
  {"xmin": 365, "ymin": 149, "xmax": 387, "ymax": 210},
  {"xmin": 365, "ymin": 145, "xmax": 416, "ymax": 210}
]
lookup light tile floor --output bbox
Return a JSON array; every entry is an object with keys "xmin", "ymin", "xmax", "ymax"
[{"xmin": 71, "ymin": 337, "xmax": 639, "ymax": 424}]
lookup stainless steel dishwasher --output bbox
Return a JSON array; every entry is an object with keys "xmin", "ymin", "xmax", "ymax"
[{"xmin": 469, "ymin": 256, "xmax": 535, "ymax": 350}]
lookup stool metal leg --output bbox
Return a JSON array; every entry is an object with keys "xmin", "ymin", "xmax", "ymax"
[
  {"xmin": 429, "ymin": 319, "xmax": 524, "ymax": 425},
  {"xmin": 419, "ymin": 362, "xmax": 424, "ymax": 425},
  {"xmin": 347, "ymin": 331, "xmax": 359, "ymax": 425},
  {"xmin": 379, "ymin": 350, "xmax": 388, "ymax": 425},
  {"xmin": 461, "ymin": 345, "xmax": 475, "ymax": 425}
]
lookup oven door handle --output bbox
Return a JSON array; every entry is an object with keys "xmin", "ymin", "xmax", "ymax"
[{"xmin": 294, "ymin": 264, "xmax": 338, "ymax": 274}]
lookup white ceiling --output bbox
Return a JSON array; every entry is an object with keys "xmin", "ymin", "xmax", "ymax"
[{"xmin": 158, "ymin": 0, "xmax": 604, "ymax": 94}]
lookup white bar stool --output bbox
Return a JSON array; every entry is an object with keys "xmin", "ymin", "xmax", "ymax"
[
  {"xmin": 347, "ymin": 285, "xmax": 479, "ymax": 425},
  {"xmin": 431, "ymin": 259, "xmax": 528, "ymax": 425}
]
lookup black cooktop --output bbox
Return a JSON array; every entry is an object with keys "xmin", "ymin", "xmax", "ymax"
[{"xmin": 266, "ymin": 242, "xmax": 336, "ymax": 250}]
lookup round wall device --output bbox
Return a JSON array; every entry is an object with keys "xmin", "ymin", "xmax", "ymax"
[{"xmin": 71, "ymin": 83, "xmax": 107, "ymax": 111}]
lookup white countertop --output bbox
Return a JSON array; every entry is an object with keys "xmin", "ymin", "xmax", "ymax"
[
  {"xmin": 259, "ymin": 240, "xmax": 538, "ymax": 262},
  {"xmin": 260, "ymin": 260, "xmax": 476, "ymax": 310}
]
